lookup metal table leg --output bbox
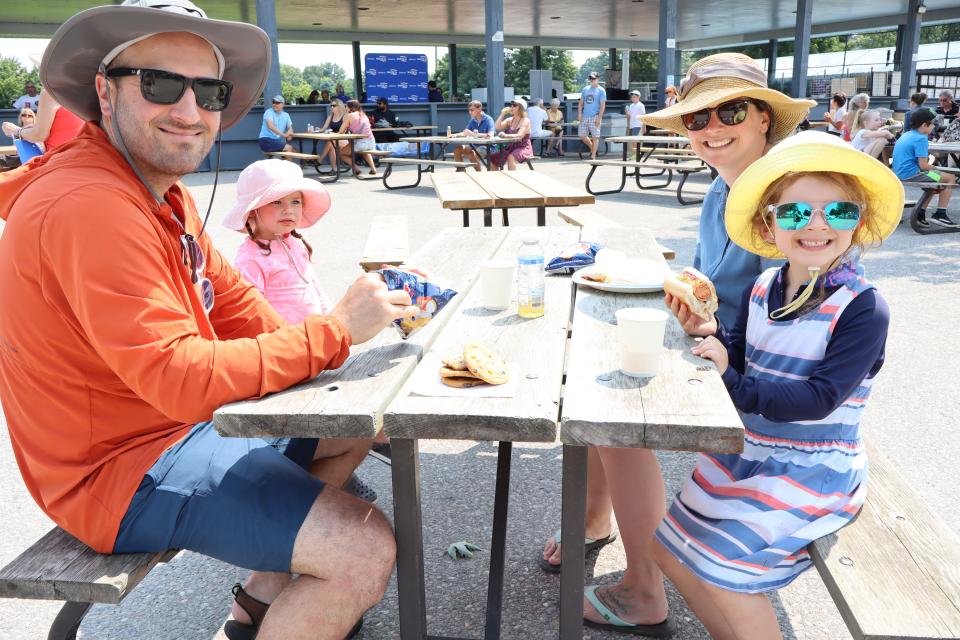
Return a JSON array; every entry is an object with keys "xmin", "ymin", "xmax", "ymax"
[
  {"xmin": 392, "ymin": 438, "xmax": 428, "ymax": 640},
  {"xmin": 559, "ymin": 444, "xmax": 587, "ymax": 640},
  {"xmin": 483, "ymin": 442, "xmax": 513, "ymax": 640}
]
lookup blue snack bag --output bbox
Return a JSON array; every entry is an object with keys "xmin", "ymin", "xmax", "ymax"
[
  {"xmin": 377, "ymin": 266, "xmax": 458, "ymax": 338},
  {"xmin": 545, "ymin": 241, "xmax": 603, "ymax": 274}
]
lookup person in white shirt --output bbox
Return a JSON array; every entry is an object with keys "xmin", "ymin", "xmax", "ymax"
[
  {"xmin": 624, "ymin": 90, "xmax": 647, "ymax": 159},
  {"xmin": 823, "ymin": 92, "xmax": 847, "ymax": 136},
  {"xmin": 527, "ymin": 98, "xmax": 550, "ymax": 154},
  {"xmin": 12, "ymin": 81, "xmax": 40, "ymax": 111}
]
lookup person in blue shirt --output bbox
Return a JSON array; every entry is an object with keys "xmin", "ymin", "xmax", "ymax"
[
  {"xmin": 451, "ymin": 100, "xmax": 495, "ymax": 171},
  {"xmin": 892, "ymin": 107, "xmax": 957, "ymax": 227},
  {"xmin": 427, "ymin": 80, "xmax": 444, "ymax": 103},
  {"xmin": 578, "ymin": 71, "xmax": 606, "ymax": 159},
  {"xmin": 258, "ymin": 95, "xmax": 294, "ymax": 153},
  {"xmin": 537, "ymin": 52, "xmax": 815, "ymax": 636}
]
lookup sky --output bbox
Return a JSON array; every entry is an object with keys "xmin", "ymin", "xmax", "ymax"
[{"xmin": 0, "ymin": 38, "xmax": 599, "ymax": 76}]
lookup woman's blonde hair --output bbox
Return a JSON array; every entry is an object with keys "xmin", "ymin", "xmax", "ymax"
[
  {"xmin": 18, "ymin": 108, "xmax": 35, "ymax": 126},
  {"xmin": 852, "ymin": 109, "xmax": 879, "ymax": 136}
]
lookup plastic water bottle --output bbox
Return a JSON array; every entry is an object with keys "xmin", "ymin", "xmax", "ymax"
[
  {"xmin": 517, "ymin": 233, "xmax": 545, "ymax": 318},
  {"xmin": 447, "ymin": 125, "xmax": 452, "ymax": 137},
  {"xmin": 306, "ymin": 122, "xmax": 312, "ymax": 133}
]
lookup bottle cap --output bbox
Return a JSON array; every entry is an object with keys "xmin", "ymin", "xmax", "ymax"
[{"xmin": 521, "ymin": 232, "xmax": 538, "ymax": 244}]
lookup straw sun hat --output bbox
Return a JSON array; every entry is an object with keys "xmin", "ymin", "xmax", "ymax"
[
  {"xmin": 725, "ymin": 131, "xmax": 904, "ymax": 259},
  {"xmin": 223, "ymin": 160, "xmax": 332, "ymax": 232},
  {"xmin": 642, "ymin": 53, "xmax": 815, "ymax": 143}
]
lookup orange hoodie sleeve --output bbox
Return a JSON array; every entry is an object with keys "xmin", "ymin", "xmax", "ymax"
[{"xmin": 40, "ymin": 186, "xmax": 352, "ymax": 425}]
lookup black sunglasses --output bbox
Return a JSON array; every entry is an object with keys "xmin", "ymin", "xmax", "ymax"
[
  {"xmin": 105, "ymin": 67, "xmax": 232, "ymax": 112},
  {"xmin": 681, "ymin": 99, "xmax": 753, "ymax": 132}
]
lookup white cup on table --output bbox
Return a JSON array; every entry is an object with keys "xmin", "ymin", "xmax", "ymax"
[
  {"xmin": 615, "ymin": 307, "xmax": 669, "ymax": 377},
  {"xmin": 479, "ymin": 260, "xmax": 515, "ymax": 310}
]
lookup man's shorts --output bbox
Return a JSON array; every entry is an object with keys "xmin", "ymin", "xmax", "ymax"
[
  {"xmin": 113, "ymin": 422, "xmax": 324, "ymax": 572},
  {"xmin": 903, "ymin": 172, "xmax": 941, "ymax": 184},
  {"xmin": 579, "ymin": 119, "xmax": 601, "ymax": 137},
  {"xmin": 258, "ymin": 136, "xmax": 287, "ymax": 152}
]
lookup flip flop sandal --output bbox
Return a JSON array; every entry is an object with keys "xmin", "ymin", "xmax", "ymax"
[
  {"xmin": 224, "ymin": 583, "xmax": 364, "ymax": 640},
  {"xmin": 537, "ymin": 528, "xmax": 618, "ymax": 574},
  {"xmin": 583, "ymin": 585, "xmax": 676, "ymax": 637}
]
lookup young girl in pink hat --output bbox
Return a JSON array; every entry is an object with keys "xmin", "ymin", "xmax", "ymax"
[{"xmin": 223, "ymin": 159, "xmax": 334, "ymax": 324}]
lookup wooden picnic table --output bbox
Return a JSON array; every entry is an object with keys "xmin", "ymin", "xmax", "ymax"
[
  {"xmin": 291, "ymin": 131, "xmax": 367, "ymax": 183},
  {"xmin": 429, "ymin": 170, "xmax": 594, "ymax": 227},
  {"xmin": 214, "ymin": 224, "xmax": 743, "ymax": 640},
  {"xmin": 401, "ymin": 134, "xmax": 516, "ymax": 170},
  {"xmin": 0, "ymin": 145, "xmax": 16, "ymax": 156},
  {"xmin": 372, "ymin": 125, "xmax": 436, "ymax": 133}
]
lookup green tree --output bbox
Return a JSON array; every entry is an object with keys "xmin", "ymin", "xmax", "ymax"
[
  {"xmin": 434, "ymin": 47, "xmax": 486, "ymax": 100},
  {"xmin": 302, "ymin": 63, "xmax": 347, "ymax": 90},
  {"xmin": 577, "ymin": 52, "xmax": 609, "ymax": 86},
  {"xmin": 628, "ymin": 51, "xmax": 659, "ymax": 82},
  {"xmin": 504, "ymin": 48, "xmax": 578, "ymax": 94},
  {"xmin": 0, "ymin": 56, "xmax": 40, "ymax": 110},
  {"xmin": 279, "ymin": 63, "xmax": 312, "ymax": 102}
]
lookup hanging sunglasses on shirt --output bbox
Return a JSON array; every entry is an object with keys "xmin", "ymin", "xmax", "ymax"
[
  {"xmin": 768, "ymin": 201, "xmax": 862, "ymax": 231},
  {"xmin": 105, "ymin": 68, "xmax": 232, "ymax": 112},
  {"xmin": 680, "ymin": 99, "xmax": 753, "ymax": 131},
  {"xmin": 180, "ymin": 233, "xmax": 215, "ymax": 313}
]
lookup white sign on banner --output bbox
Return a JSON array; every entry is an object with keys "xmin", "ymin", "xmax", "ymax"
[
  {"xmin": 666, "ymin": 38, "xmax": 676, "ymax": 49},
  {"xmin": 666, "ymin": 75, "xmax": 675, "ymax": 87}
]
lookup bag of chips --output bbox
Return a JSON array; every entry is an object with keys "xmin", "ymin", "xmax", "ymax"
[
  {"xmin": 545, "ymin": 241, "xmax": 603, "ymax": 274},
  {"xmin": 377, "ymin": 267, "xmax": 458, "ymax": 338}
]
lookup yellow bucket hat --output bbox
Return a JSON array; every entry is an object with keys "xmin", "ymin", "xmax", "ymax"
[
  {"xmin": 725, "ymin": 130, "xmax": 905, "ymax": 259},
  {"xmin": 642, "ymin": 53, "xmax": 815, "ymax": 143}
]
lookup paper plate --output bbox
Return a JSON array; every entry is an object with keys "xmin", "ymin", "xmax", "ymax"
[{"xmin": 573, "ymin": 259, "xmax": 668, "ymax": 294}]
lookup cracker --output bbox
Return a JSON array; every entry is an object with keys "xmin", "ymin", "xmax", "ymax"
[
  {"xmin": 440, "ymin": 376, "xmax": 488, "ymax": 389},
  {"xmin": 439, "ymin": 366, "xmax": 481, "ymax": 379},
  {"xmin": 441, "ymin": 354, "xmax": 468, "ymax": 371},
  {"xmin": 463, "ymin": 343, "xmax": 509, "ymax": 385}
]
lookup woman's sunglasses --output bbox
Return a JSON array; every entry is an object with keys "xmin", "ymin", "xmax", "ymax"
[
  {"xmin": 681, "ymin": 99, "xmax": 753, "ymax": 131},
  {"xmin": 768, "ymin": 201, "xmax": 862, "ymax": 231},
  {"xmin": 105, "ymin": 67, "xmax": 232, "ymax": 112}
]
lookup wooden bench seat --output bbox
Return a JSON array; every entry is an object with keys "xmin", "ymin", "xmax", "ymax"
[
  {"xmin": 359, "ymin": 215, "xmax": 409, "ymax": 271},
  {"xmin": 557, "ymin": 209, "xmax": 675, "ymax": 259},
  {"xmin": 810, "ymin": 440, "xmax": 960, "ymax": 639},
  {"xmin": 0, "ymin": 527, "xmax": 175, "ymax": 640},
  {"xmin": 265, "ymin": 151, "xmax": 321, "ymax": 162},
  {"xmin": 380, "ymin": 158, "xmax": 475, "ymax": 190},
  {"xmin": 584, "ymin": 158, "xmax": 709, "ymax": 205}
]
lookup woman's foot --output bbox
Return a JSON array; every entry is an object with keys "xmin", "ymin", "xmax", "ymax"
[
  {"xmin": 540, "ymin": 525, "xmax": 615, "ymax": 571},
  {"xmin": 583, "ymin": 583, "xmax": 671, "ymax": 629}
]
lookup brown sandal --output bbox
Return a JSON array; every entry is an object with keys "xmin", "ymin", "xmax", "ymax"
[{"xmin": 224, "ymin": 583, "xmax": 364, "ymax": 639}]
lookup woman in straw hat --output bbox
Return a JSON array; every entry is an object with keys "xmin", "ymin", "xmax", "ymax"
[
  {"xmin": 539, "ymin": 53, "xmax": 814, "ymax": 635},
  {"xmin": 658, "ymin": 130, "xmax": 900, "ymax": 637}
]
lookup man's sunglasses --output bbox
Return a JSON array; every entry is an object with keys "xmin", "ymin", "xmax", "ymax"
[
  {"xmin": 768, "ymin": 201, "xmax": 861, "ymax": 231},
  {"xmin": 105, "ymin": 67, "xmax": 232, "ymax": 112},
  {"xmin": 681, "ymin": 99, "xmax": 753, "ymax": 131}
]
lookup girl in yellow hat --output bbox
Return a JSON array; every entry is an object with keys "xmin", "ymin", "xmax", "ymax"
[{"xmin": 653, "ymin": 131, "xmax": 902, "ymax": 638}]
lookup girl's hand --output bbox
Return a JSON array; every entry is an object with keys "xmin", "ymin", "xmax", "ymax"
[
  {"xmin": 691, "ymin": 336, "xmax": 729, "ymax": 374},
  {"xmin": 664, "ymin": 292, "xmax": 718, "ymax": 336}
]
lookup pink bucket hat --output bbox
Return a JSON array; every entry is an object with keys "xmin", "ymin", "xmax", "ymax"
[{"xmin": 222, "ymin": 159, "xmax": 332, "ymax": 231}]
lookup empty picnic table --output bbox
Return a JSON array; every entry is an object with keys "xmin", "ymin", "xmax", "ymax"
[
  {"xmin": 401, "ymin": 134, "xmax": 517, "ymax": 170},
  {"xmin": 430, "ymin": 170, "xmax": 594, "ymax": 227}
]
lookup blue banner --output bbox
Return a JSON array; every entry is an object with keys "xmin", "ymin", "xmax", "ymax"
[{"xmin": 364, "ymin": 53, "xmax": 429, "ymax": 104}]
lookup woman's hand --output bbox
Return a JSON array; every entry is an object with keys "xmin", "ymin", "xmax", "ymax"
[
  {"xmin": 691, "ymin": 336, "xmax": 728, "ymax": 374},
  {"xmin": 2, "ymin": 122, "xmax": 19, "ymax": 138},
  {"xmin": 664, "ymin": 292, "xmax": 718, "ymax": 337}
]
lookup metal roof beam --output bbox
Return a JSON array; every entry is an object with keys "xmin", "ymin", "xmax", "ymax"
[{"xmin": 276, "ymin": 29, "xmax": 653, "ymax": 49}]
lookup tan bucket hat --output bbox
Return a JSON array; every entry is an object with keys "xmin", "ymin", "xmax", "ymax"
[
  {"xmin": 40, "ymin": 0, "xmax": 270, "ymax": 130},
  {"xmin": 642, "ymin": 53, "xmax": 815, "ymax": 143}
]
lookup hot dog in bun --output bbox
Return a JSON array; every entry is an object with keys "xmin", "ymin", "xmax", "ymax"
[{"xmin": 663, "ymin": 267, "xmax": 718, "ymax": 320}]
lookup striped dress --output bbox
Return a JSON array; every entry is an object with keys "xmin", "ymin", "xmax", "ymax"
[{"xmin": 656, "ymin": 265, "xmax": 876, "ymax": 593}]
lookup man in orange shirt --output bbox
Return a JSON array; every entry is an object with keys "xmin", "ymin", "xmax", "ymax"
[{"xmin": 0, "ymin": 2, "xmax": 418, "ymax": 639}]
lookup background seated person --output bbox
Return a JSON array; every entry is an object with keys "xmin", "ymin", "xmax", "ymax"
[
  {"xmin": 339, "ymin": 99, "xmax": 378, "ymax": 176},
  {"xmin": 850, "ymin": 109, "xmax": 895, "ymax": 163},
  {"xmin": 822, "ymin": 91, "xmax": 847, "ymax": 136},
  {"xmin": 451, "ymin": 100, "xmax": 494, "ymax": 171},
  {"xmin": 544, "ymin": 98, "xmax": 565, "ymax": 157},
  {"xmin": 369, "ymin": 98, "xmax": 399, "ymax": 142},
  {"xmin": 2, "ymin": 107, "xmax": 44, "ymax": 163},
  {"xmin": 259, "ymin": 95, "xmax": 294, "ymax": 153},
  {"xmin": 892, "ymin": 107, "xmax": 957, "ymax": 228},
  {"xmin": 489, "ymin": 98, "xmax": 533, "ymax": 171},
  {"xmin": 903, "ymin": 92, "xmax": 927, "ymax": 131},
  {"xmin": 527, "ymin": 98, "xmax": 550, "ymax": 148}
]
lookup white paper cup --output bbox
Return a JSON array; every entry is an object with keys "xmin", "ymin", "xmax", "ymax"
[
  {"xmin": 479, "ymin": 260, "xmax": 515, "ymax": 310},
  {"xmin": 615, "ymin": 307, "xmax": 669, "ymax": 377}
]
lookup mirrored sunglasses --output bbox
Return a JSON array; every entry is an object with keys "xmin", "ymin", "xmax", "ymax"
[
  {"xmin": 768, "ymin": 201, "xmax": 861, "ymax": 231},
  {"xmin": 106, "ymin": 67, "xmax": 232, "ymax": 112},
  {"xmin": 681, "ymin": 99, "xmax": 752, "ymax": 132}
]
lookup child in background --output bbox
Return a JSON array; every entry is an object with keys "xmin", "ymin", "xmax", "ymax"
[
  {"xmin": 223, "ymin": 159, "xmax": 378, "ymax": 501},
  {"xmin": 891, "ymin": 107, "xmax": 958, "ymax": 228},
  {"xmin": 653, "ymin": 132, "xmax": 900, "ymax": 639},
  {"xmin": 823, "ymin": 91, "xmax": 847, "ymax": 136},
  {"xmin": 850, "ymin": 109, "xmax": 895, "ymax": 162}
]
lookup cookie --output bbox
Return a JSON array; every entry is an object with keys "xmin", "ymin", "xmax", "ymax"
[
  {"xmin": 440, "ymin": 376, "xmax": 488, "ymax": 389},
  {"xmin": 463, "ymin": 343, "xmax": 509, "ymax": 385},
  {"xmin": 439, "ymin": 366, "xmax": 481, "ymax": 379},
  {"xmin": 441, "ymin": 354, "xmax": 468, "ymax": 371}
]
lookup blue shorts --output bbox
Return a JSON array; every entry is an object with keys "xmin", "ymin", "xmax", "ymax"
[
  {"xmin": 258, "ymin": 136, "xmax": 287, "ymax": 152},
  {"xmin": 113, "ymin": 422, "xmax": 324, "ymax": 572}
]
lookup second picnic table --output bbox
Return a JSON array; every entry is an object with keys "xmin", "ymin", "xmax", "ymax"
[{"xmin": 213, "ymin": 224, "xmax": 743, "ymax": 640}]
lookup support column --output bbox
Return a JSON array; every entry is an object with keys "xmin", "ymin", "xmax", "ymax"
[
  {"xmin": 609, "ymin": 47, "xmax": 617, "ymax": 69},
  {"xmin": 657, "ymin": 0, "xmax": 677, "ymax": 108},
  {"xmin": 621, "ymin": 50, "xmax": 630, "ymax": 91},
  {"xmin": 254, "ymin": 0, "xmax": 282, "ymax": 104},
  {"xmin": 894, "ymin": 24, "xmax": 905, "ymax": 72},
  {"xmin": 485, "ymin": 0, "xmax": 505, "ymax": 111},
  {"xmin": 448, "ymin": 44, "xmax": 458, "ymax": 100},
  {"xmin": 533, "ymin": 45, "xmax": 542, "ymax": 70},
  {"xmin": 352, "ymin": 41, "xmax": 363, "ymax": 101},
  {"xmin": 898, "ymin": 0, "xmax": 923, "ymax": 108},
  {"xmin": 791, "ymin": 0, "xmax": 812, "ymax": 98},
  {"xmin": 768, "ymin": 38, "xmax": 778, "ymax": 88}
]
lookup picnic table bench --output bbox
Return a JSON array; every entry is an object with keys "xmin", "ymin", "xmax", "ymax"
[
  {"xmin": 359, "ymin": 215, "xmax": 409, "ymax": 271},
  {"xmin": 901, "ymin": 162, "xmax": 960, "ymax": 234},
  {"xmin": 379, "ymin": 157, "xmax": 474, "ymax": 190}
]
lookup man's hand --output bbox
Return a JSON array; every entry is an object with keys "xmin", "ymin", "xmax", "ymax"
[
  {"xmin": 690, "ymin": 336, "xmax": 729, "ymax": 374},
  {"xmin": 329, "ymin": 274, "xmax": 418, "ymax": 344},
  {"xmin": 664, "ymin": 292, "xmax": 718, "ymax": 337}
]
